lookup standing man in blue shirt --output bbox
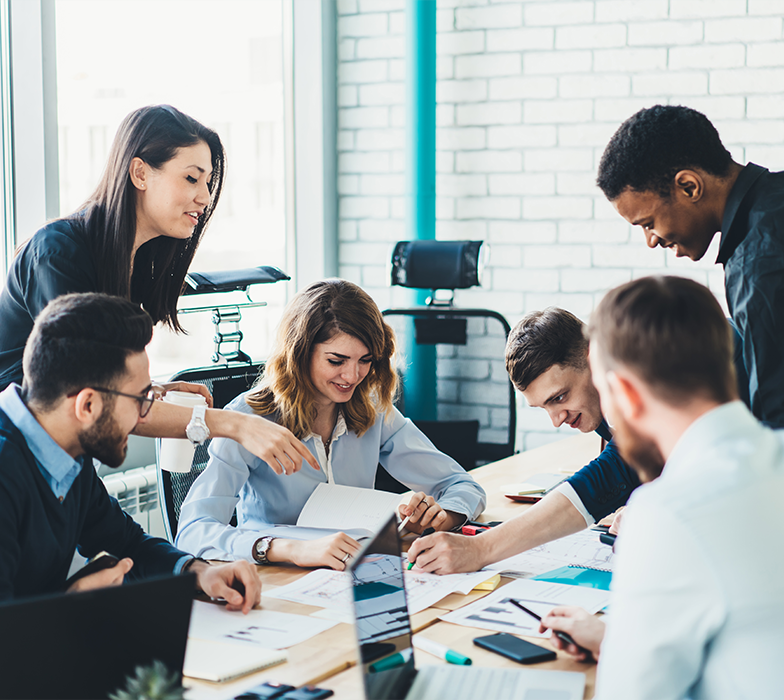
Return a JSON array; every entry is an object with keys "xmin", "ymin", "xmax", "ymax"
[
  {"xmin": 0, "ymin": 292, "xmax": 260, "ymax": 606},
  {"xmin": 597, "ymin": 104, "xmax": 784, "ymax": 427},
  {"xmin": 408, "ymin": 307, "xmax": 639, "ymax": 574}
]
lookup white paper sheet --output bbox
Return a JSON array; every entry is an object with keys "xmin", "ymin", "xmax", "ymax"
[
  {"xmin": 485, "ymin": 528, "xmax": 615, "ymax": 578},
  {"xmin": 296, "ymin": 483, "xmax": 403, "ymax": 534},
  {"xmin": 188, "ymin": 600, "xmax": 338, "ymax": 649},
  {"xmin": 264, "ymin": 565, "xmax": 497, "ymax": 616},
  {"xmin": 439, "ymin": 578, "xmax": 610, "ymax": 638}
]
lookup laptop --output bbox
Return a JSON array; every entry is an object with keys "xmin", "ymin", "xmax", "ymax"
[
  {"xmin": 0, "ymin": 573, "xmax": 194, "ymax": 700},
  {"xmin": 347, "ymin": 515, "xmax": 585, "ymax": 700}
]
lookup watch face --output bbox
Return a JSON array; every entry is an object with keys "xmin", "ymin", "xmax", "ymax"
[{"xmin": 187, "ymin": 419, "xmax": 210, "ymax": 444}]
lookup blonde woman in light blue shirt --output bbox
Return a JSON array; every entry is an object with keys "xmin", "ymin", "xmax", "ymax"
[{"xmin": 176, "ymin": 279, "xmax": 486, "ymax": 570}]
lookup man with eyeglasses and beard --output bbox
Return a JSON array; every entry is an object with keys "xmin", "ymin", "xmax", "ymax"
[
  {"xmin": 0, "ymin": 292, "xmax": 260, "ymax": 608},
  {"xmin": 537, "ymin": 276, "xmax": 784, "ymax": 700}
]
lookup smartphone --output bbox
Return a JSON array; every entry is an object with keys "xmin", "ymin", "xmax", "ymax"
[
  {"xmin": 235, "ymin": 682, "xmax": 295, "ymax": 700},
  {"xmin": 64, "ymin": 551, "xmax": 119, "ymax": 588},
  {"xmin": 279, "ymin": 687, "xmax": 334, "ymax": 700},
  {"xmin": 473, "ymin": 633, "xmax": 556, "ymax": 664}
]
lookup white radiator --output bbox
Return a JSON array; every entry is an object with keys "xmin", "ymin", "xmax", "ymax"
[{"xmin": 101, "ymin": 465, "xmax": 166, "ymax": 538}]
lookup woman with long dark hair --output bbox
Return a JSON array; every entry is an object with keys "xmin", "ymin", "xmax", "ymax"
[
  {"xmin": 0, "ymin": 105, "xmax": 317, "ymax": 473},
  {"xmin": 176, "ymin": 279, "xmax": 486, "ymax": 570}
]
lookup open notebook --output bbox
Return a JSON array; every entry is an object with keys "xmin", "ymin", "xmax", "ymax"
[
  {"xmin": 270, "ymin": 483, "xmax": 403, "ymax": 541},
  {"xmin": 183, "ymin": 639, "xmax": 286, "ymax": 683}
]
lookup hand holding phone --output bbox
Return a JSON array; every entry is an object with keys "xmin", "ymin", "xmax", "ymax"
[
  {"xmin": 473, "ymin": 633, "xmax": 556, "ymax": 664},
  {"xmin": 65, "ymin": 552, "xmax": 130, "ymax": 592}
]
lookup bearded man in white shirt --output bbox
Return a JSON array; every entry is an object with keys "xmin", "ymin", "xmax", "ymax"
[{"xmin": 540, "ymin": 275, "xmax": 784, "ymax": 700}]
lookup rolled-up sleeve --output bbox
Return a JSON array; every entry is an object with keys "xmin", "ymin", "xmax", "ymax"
[{"xmin": 565, "ymin": 439, "xmax": 641, "ymax": 523}]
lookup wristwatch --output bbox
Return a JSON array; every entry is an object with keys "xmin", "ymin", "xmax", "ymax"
[
  {"xmin": 185, "ymin": 405, "xmax": 210, "ymax": 446},
  {"xmin": 252, "ymin": 536, "xmax": 276, "ymax": 565}
]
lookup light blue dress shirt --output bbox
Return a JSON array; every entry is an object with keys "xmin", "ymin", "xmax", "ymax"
[
  {"xmin": 176, "ymin": 391, "xmax": 487, "ymax": 560},
  {"xmin": 0, "ymin": 384, "xmax": 191, "ymax": 574},
  {"xmin": 0, "ymin": 384, "xmax": 82, "ymax": 501},
  {"xmin": 597, "ymin": 402, "xmax": 784, "ymax": 699}
]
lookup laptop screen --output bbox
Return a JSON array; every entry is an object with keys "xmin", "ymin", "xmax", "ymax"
[{"xmin": 348, "ymin": 513, "xmax": 417, "ymax": 700}]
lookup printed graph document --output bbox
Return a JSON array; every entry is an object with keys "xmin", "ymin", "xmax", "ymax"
[
  {"xmin": 188, "ymin": 600, "xmax": 338, "ymax": 650},
  {"xmin": 485, "ymin": 528, "xmax": 615, "ymax": 578},
  {"xmin": 440, "ymin": 578, "xmax": 610, "ymax": 638},
  {"xmin": 295, "ymin": 483, "xmax": 403, "ymax": 538},
  {"xmin": 265, "ymin": 563, "xmax": 497, "ymax": 617}
]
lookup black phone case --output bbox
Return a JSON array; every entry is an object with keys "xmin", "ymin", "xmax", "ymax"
[
  {"xmin": 279, "ymin": 687, "xmax": 334, "ymax": 700},
  {"xmin": 473, "ymin": 633, "xmax": 556, "ymax": 664},
  {"xmin": 235, "ymin": 682, "xmax": 295, "ymax": 700}
]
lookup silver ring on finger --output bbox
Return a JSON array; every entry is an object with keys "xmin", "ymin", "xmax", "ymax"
[{"xmin": 341, "ymin": 552, "xmax": 350, "ymax": 563}]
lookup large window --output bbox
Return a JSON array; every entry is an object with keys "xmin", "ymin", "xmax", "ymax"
[
  {"xmin": 54, "ymin": 0, "xmax": 289, "ymax": 378},
  {"xmin": 0, "ymin": 0, "xmax": 12, "ymax": 280}
]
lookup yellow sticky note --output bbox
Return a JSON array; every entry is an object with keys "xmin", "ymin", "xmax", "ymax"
[{"xmin": 472, "ymin": 574, "xmax": 501, "ymax": 591}]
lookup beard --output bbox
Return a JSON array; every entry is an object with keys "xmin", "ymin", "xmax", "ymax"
[
  {"xmin": 78, "ymin": 405, "xmax": 129, "ymax": 469},
  {"xmin": 612, "ymin": 413, "xmax": 666, "ymax": 483}
]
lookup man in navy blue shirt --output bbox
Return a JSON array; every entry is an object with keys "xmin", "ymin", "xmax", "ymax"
[
  {"xmin": 0, "ymin": 292, "xmax": 260, "ymax": 606},
  {"xmin": 408, "ymin": 307, "xmax": 639, "ymax": 574},
  {"xmin": 598, "ymin": 104, "xmax": 783, "ymax": 428}
]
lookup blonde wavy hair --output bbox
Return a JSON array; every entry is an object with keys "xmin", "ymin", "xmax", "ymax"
[{"xmin": 246, "ymin": 279, "xmax": 398, "ymax": 438}]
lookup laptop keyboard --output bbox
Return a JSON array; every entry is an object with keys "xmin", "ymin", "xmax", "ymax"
[{"xmin": 406, "ymin": 666, "xmax": 574, "ymax": 700}]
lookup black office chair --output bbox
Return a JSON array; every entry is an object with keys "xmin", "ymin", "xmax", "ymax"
[
  {"xmin": 378, "ymin": 241, "xmax": 516, "ymax": 493},
  {"xmin": 156, "ymin": 362, "xmax": 264, "ymax": 542},
  {"xmin": 155, "ymin": 266, "xmax": 287, "ymax": 541}
]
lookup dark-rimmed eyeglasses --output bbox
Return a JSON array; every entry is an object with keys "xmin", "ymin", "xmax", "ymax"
[{"xmin": 91, "ymin": 386, "xmax": 156, "ymax": 418}]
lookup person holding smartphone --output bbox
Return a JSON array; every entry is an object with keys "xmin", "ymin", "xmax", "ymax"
[
  {"xmin": 538, "ymin": 276, "xmax": 784, "ymax": 699},
  {"xmin": 0, "ymin": 292, "xmax": 260, "ymax": 609}
]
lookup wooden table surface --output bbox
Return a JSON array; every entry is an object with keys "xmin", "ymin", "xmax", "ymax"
[{"xmin": 184, "ymin": 432, "xmax": 602, "ymax": 700}]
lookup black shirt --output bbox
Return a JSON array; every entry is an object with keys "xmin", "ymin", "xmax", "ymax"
[
  {"xmin": 718, "ymin": 163, "xmax": 784, "ymax": 428},
  {"xmin": 0, "ymin": 218, "xmax": 98, "ymax": 390}
]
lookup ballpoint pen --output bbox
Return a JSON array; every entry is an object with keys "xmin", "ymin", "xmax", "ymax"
[
  {"xmin": 398, "ymin": 495, "xmax": 427, "ymax": 534},
  {"xmin": 508, "ymin": 598, "xmax": 591, "ymax": 655}
]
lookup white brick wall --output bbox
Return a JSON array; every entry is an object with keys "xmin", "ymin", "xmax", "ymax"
[{"xmin": 336, "ymin": 0, "xmax": 784, "ymax": 452}]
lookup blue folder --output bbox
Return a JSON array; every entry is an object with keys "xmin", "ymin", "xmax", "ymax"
[{"xmin": 531, "ymin": 565, "xmax": 612, "ymax": 591}]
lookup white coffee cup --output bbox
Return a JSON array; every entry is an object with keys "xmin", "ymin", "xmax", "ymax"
[{"xmin": 158, "ymin": 391, "xmax": 209, "ymax": 473}]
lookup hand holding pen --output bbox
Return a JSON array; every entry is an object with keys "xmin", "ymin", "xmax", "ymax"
[
  {"xmin": 397, "ymin": 492, "xmax": 448, "ymax": 534},
  {"xmin": 509, "ymin": 599, "xmax": 599, "ymax": 662}
]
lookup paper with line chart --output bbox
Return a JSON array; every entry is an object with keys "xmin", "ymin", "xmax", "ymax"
[
  {"xmin": 439, "ymin": 578, "xmax": 610, "ymax": 638},
  {"xmin": 485, "ymin": 527, "xmax": 615, "ymax": 578},
  {"xmin": 265, "ymin": 558, "xmax": 497, "ymax": 618}
]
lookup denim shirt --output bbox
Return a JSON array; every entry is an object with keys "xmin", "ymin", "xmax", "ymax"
[
  {"xmin": 718, "ymin": 163, "xmax": 784, "ymax": 428},
  {"xmin": 176, "ymin": 392, "xmax": 487, "ymax": 561}
]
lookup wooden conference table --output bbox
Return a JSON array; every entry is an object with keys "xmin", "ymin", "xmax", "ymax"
[{"xmin": 185, "ymin": 432, "xmax": 603, "ymax": 700}]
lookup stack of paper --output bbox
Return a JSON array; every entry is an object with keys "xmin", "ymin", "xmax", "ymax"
[{"xmin": 485, "ymin": 528, "xmax": 615, "ymax": 578}]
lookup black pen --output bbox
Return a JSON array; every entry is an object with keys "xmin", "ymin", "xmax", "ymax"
[{"xmin": 508, "ymin": 598, "xmax": 590, "ymax": 655}]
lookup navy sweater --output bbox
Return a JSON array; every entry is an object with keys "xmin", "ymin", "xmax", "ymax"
[{"xmin": 0, "ymin": 409, "xmax": 185, "ymax": 601}]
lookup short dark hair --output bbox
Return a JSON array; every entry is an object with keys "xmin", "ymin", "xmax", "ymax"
[
  {"xmin": 597, "ymin": 105, "xmax": 734, "ymax": 200},
  {"xmin": 505, "ymin": 307, "xmax": 588, "ymax": 391},
  {"xmin": 22, "ymin": 293, "xmax": 154, "ymax": 408},
  {"xmin": 587, "ymin": 276, "xmax": 736, "ymax": 406}
]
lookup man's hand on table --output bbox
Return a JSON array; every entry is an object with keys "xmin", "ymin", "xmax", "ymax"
[
  {"xmin": 540, "ymin": 606, "xmax": 604, "ymax": 662},
  {"xmin": 189, "ymin": 560, "xmax": 261, "ymax": 614}
]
